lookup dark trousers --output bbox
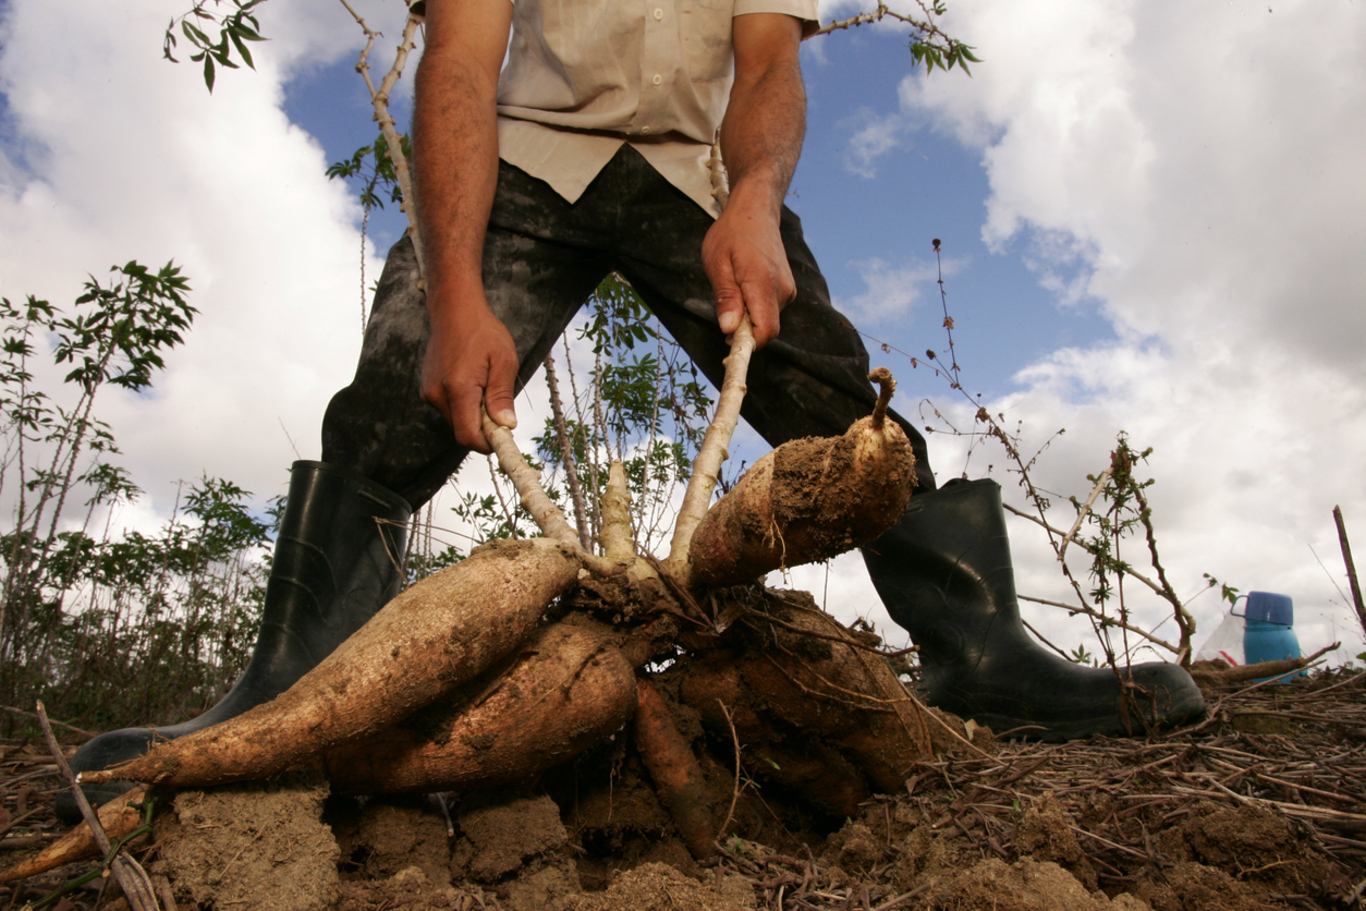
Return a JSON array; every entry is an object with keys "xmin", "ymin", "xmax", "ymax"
[{"xmin": 321, "ymin": 145, "xmax": 936, "ymax": 509}]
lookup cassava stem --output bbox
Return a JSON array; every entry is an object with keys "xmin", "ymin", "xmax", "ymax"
[
  {"xmin": 667, "ymin": 317, "xmax": 756, "ymax": 571},
  {"xmin": 483, "ymin": 411, "xmax": 582, "ymax": 550}
]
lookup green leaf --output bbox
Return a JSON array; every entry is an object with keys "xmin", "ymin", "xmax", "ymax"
[
  {"xmin": 182, "ymin": 20, "xmax": 211, "ymax": 46},
  {"xmin": 203, "ymin": 54, "xmax": 216, "ymax": 92},
  {"xmin": 229, "ymin": 29, "xmax": 255, "ymax": 69}
]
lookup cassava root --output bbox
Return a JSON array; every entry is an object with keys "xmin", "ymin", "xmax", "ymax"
[
  {"xmin": 321, "ymin": 617, "xmax": 637, "ymax": 794},
  {"xmin": 0, "ymin": 786, "xmax": 149, "ymax": 884},
  {"xmin": 82, "ymin": 538, "xmax": 581, "ymax": 788},
  {"xmin": 687, "ymin": 369, "xmax": 915, "ymax": 587}
]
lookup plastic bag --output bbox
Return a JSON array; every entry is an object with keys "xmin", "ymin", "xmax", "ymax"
[{"xmin": 1195, "ymin": 609, "xmax": 1243, "ymax": 665}]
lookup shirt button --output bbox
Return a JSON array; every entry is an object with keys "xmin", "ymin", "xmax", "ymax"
[
  {"xmin": 652, "ymin": 73, "xmax": 663, "ymax": 85},
  {"xmin": 641, "ymin": 125, "xmax": 652, "ymax": 134},
  {"xmin": 653, "ymin": 7, "xmax": 663, "ymax": 19}
]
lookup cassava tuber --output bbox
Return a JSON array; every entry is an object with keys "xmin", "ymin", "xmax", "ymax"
[
  {"xmin": 688, "ymin": 368, "xmax": 914, "ymax": 586},
  {"xmin": 82, "ymin": 538, "xmax": 580, "ymax": 789}
]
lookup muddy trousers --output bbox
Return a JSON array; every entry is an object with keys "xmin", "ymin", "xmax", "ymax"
[{"xmin": 321, "ymin": 144, "xmax": 935, "ymax": 508}]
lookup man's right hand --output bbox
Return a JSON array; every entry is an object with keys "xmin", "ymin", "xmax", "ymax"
[
  {"xmin": 412, "ymin": 0, "xmax": 515, "ymax": 453},
  {"xmin": 420, "ymin": 296, "xmax": 519, "ymax": 454}
]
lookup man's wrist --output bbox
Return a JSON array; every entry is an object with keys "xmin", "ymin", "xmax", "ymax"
[
  {"xmin": 425, "ymin": 269, "xmax": 491, "ymax": 319},
  {"xmin": 722, "ymin": 176, "xmax": 785, "ymax": 220}
]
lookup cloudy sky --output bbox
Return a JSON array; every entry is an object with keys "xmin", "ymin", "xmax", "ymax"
[{"xmin": 2, "ymin": 0, "xmax": 1363, "ymax": 667}]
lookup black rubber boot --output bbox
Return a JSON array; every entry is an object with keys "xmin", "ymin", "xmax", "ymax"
[
  {"xmin": 57, "ymin": 461, "xmax": 411, "ymax": 821},
  {"xmin": 863, "ymin": 478, "xmax": 1205, "ymax": 740}
]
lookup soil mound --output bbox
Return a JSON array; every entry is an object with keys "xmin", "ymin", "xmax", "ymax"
[{"xmin": 3, "ymin": 668, "xmax": 1362, "ymax": 910}]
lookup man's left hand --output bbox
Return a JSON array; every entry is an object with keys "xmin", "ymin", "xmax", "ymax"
[{"xmin": 702, "ymin": 194, "xmax": 796, "ymax": 348}]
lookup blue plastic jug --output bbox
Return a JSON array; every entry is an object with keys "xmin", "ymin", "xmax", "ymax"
[{"xmin": 1234, "ymin": 591, "xmax": 1304, "ymax": 682}]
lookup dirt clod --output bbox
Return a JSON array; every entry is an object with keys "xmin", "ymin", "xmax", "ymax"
[
  {"xmin": 453, "ymin": 794, "xmax": 571, "ymax": 882},
  {"xmin": 565, "ymin": 862, "xmax": 754, "ymax": 911},
  {"xmin": 152, "ymin": 772, "xmax": 338, "ymax": 911},
  {"xmin": 925, "ymin": 857, "xmax": 1142, "ymax": 911}
]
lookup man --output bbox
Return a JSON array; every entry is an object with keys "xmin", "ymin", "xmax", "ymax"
[{"xmin": 63, "ymin": 0, "xmax": 1202, "ymax": 819}]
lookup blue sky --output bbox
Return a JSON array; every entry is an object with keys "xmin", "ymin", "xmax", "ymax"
[{"xmin": 3, "ymin": 0, "xmax": 1364, "ymax": 665}]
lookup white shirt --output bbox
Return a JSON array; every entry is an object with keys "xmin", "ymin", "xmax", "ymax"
[{"xmin": 496, "ymin": 0, "xmax": 818, "ymax": 216}]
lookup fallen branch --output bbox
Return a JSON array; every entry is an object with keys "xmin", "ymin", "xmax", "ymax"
[
  {"xmin": 1190, "ymin": 642, "xmax": 1338, "ymax": 688},
  {"xmin": 37, "ymin": 701, "xmax": 159, "ymax": 911}
]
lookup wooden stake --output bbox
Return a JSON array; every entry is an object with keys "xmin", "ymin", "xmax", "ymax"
[{"xmin": 1333, "ymin": 505, "xmax": 1366, "ymax": 641}]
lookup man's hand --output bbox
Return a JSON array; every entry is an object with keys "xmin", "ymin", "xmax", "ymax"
[
  {"xmin": 702, "ymin": 193, "xmax": 796, "ymax": 347},
  {"xmin": 420, "ymin": 293, "xmax": 519, "ymax": 454},
  {"xmin": 413, "ymin": 0, "xmax": 514, "ymax": 452},
  {"xmin": 708, "ymin": 11, "xmax": 806, "ymax": 348}
]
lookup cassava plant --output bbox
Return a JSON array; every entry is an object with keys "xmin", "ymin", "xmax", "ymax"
[
  {"xmin": 0, "ymin": 266, "xmax": 279, "ymax": 735},
  {"xmin": 0, "ymin": 1, "xmax": 992, "ymax": 880}
]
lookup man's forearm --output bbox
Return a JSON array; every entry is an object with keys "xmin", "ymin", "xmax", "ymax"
[
  {"xmin": 413, "ymin": 47, "xmax": 502, "ymax": 308},
  {"xmin": 718, "ymin": 20, "xmax": 806, "ymax": 217},
  {"xmin": 701, "ymin": 14, "xmax": 805, "ymax": 346},
  {"xmin": 411, "ymin": 0, "xmax": 520, "ymax": 452}
]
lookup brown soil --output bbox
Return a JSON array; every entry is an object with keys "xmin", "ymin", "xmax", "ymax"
[{"xmin": 4, "ymin": 667, "xmax": 1363, "ymax": 911}]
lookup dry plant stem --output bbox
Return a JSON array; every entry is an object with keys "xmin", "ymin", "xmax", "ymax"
[
  {"xmin": 1190, "ymin": 646, "xmax": 1335, "ymax": 687},
  {"xmin": 36, "ymin": 701, "xmax": 159, "ymax": 911},
  {"xmin": 869, "ymin": 366, "xmax": 894, "ymax": 427},
  {"xmin": 0, "ymin": 705, "xmax": 96, "ymax": 739},
  {"xmin": 600, "ymin": 461, "xmax": 635, "ymax": 562},
  {"xmin": 1007, "ymin": 504, "xmax": 1184, "ymax": 655},
  {"xmin": 667, "ymin": 316, "xmax": 756, "ymax": 571},
  {"xmin": 715, "ymin": 699, "xmax": 743, "ymax": 841},
  {"xmin": 482, "ymin": 411, "xmax": 581, "ymax": 550},
  {"xmin": 337, "ymin": 0, "xmax": 425, "ymax": 276},
  {"xmin": 1333, "ymin": 505, "xmax": 1366, "ymax": 638},
  {"xmin": 544, "ymin": 352, "xmax": 592, "ymax": 550},
  {"xmin": 1132, "ymin": 483, "xmax": 1196, "ymax": 661},
  {"xmin": 1058, "ymin": 466, "xmax": 1112, "ymax": 563}
]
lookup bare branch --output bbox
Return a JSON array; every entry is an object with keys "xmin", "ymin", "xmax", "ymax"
[
  {"xmin": 544, "ymin": 352, "xmax": 591, "ymax": 550},
  {"xmin": 337, "ymin": 0, "xmax": 425, "ymax": 277},
  {"xmin": 1058, "ymin": 466, "xmax": 1112, "ymax": 562}
]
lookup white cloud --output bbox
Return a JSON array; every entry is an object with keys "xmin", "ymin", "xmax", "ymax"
[
  {"xmin": 841, "ymin": 107, "xmax": 913, "ymax": 178},
  {"xmin": 835, "ymin": 254, "xmax": 953, "ymax": 324},
  {"xmin": 869, "ymin": 0, "xmax": 1366, "ymax": 664},
  {"xmin": 4, "ymin": 0, "xmax": 1361, "ymax": 682},
  {"xmin": 0, "ymin": 0, "xmax": 399, "ymax": 517}
]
